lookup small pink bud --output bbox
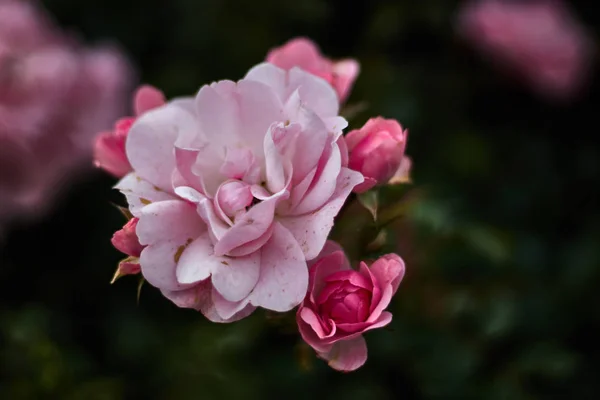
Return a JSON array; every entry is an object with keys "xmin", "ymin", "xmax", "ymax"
[
  {"xmin": 346, "ymin": 117, "xmax": 408, "ymax": 193},
  {"xmin": 111, "ymin": 217, "xmax": 144, "ymax": 257},
  {"xmin": 216, "ymin": 180, "xmax": 253, "ymax": 217}
]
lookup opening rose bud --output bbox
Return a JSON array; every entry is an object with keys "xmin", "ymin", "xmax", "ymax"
[
  {"xmin": 346, "ymin": 117, "xmax": 408, "ymax": 193},
  {"xmin": 297, "ymin": 242, "xmax": 405, "ymax": 371}
]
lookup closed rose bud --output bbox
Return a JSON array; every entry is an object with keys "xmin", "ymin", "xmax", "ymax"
[
  {"xmin": 346, "ymin": 117, "xmax": 408, "ymax": 193},
  {"xmin": 215, "ymin": 180, "xmax": 253, "ymax": 218},
  {"xmin": 297, "ymin": 241, "xmax": 405, "ymax": 371},
  {"xmin": 111, "ymin": 217, "xmax": 144, "ymax": 258}
]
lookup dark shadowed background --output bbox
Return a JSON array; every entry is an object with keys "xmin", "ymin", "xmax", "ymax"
[{"xmin": 1, "ymin": 0, "xmax": 600, "ymax": 399}]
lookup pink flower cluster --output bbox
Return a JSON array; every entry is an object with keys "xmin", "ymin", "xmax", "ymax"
[
  {"xmin": 96, "ymin": 38, "xmax": 410, "ymax": 371},
  {"xmin": 457, "ymin": 0, "xmax": 594, "ymax": 100},
  {"xmin": 0, "ymin": 0, "xmax": 131, "ymax": 228}
]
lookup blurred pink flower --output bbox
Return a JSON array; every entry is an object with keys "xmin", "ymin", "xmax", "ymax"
[
  {"xmin": 267, "ymin": 37, "xmax": 360, "ymax": 103},
  {"xmin": 94, "ymin": 85, "xmax": 165, "ymax": 177},
  {"xmin": 0, "ymin": 0, "xmax": 131, "ymax": 227},
  {"xmin": 297, "ymin": 241, "xmax": 405, "ymax": 371},
  {"xmin": 457, "ymin": 0, "xmax": 595, "ymax": 100},
  {"xmin": 116, "ymin": 63, "xmax": 363, "ymax": 322},
  {"xmin": 345, "ymin": 117, "xmax": 408, "ymax": 193}
]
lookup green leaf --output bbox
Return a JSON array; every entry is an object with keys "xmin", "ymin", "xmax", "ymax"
[
  {"xmin": 357, "ymin": 190, "xmax": 379, "ymax": 221},
  {"xmin": 136, "ymin": 277, "xmax": 145, "ymax": 305}
]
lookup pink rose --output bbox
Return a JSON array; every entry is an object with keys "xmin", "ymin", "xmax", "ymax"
[
  {"xmin": 345, "ymin": 117, "xmax": 408, "ymax": 193},
  {"xmin": 266, "ymin": 37, "xmax": 360, "ymax": 103},
  {"xmin": 116, "ymin": 63, "xmax": 364, "ymax": 322},
  {"xmin": 457, "ymin": 0, "xmax": 594, "ymax": 100},
  {"xmin": 0, "ymin": 0, "xmax": 131, "ymax": 227},
  {"xmin": 297, "ymin": 241, "xmax": 405, "ymax": 371},
  {"xmin": 94, "ymin": 85, "xmax": 165, "ymax": 177},
  {"xmin": 110, "ymin": 217, "xmax": 144, "ymax": 277}
]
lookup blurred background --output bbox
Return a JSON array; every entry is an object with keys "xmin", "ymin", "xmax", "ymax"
[{"xmin": 1, "ymin": 0, "xmax": 600, "ymax": 398}]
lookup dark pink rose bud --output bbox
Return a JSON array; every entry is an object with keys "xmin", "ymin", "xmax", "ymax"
[
  {"xmin": 297, "ymin": 241, "xmax": 405, "ymax": 371},
  {"xmin": 345, "ymin": 117, "xmax": 408, "ymax": 193}
]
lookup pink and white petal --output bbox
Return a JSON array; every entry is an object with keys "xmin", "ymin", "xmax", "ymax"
[
  {"xmin": 279, "ymin": 167, "xmax": 364, "ymax": 260},
  {"xmin": 175, "ymin": 233, "xmax": 214, "ymax": 284},
  {"xmin": 287, "ymin": 66, "xmax": 339, "ymax": 118},
  {"xmin": 211, "ymin": 287, "xmax": 253, "ymax": 321},
  {"xmin": 308, "ymin": 240, "xmax": 351, "ymax": 269},
  {"xmin": 176, "ymin": 232, "xmax": 261, "ymax": 301},
  {"xmin": 134, "ymin": 85, "xmax": 166, "ymax": 115},
  {"xmin": 247, "ymin": 222, "xmax": 309, "ymax": 312},
  {"xmin": 161, "ymin": 285, "xmax": 205, "ymax": 309},
  {"xmin": 322, "ymin": 336, "xmax": 368, "ymax": 372},
  {"xmin": 236, "ymin": 79, "xmax": 285, "ymax": 150},
  {"xmin": 225, "ymin": 223, "xmax": 275, "ymax": 257},
  {"xmin": 264, "ymin": 124, "xmax": 293, "ymax": 194},
  {"xmin": 136, "ymin": 199, "xmax": 203, "ymax": 245},
  {"xmin": 115, "ymin": 173, "xmax": 175, "ymax": 217},
  {"xmin": 195, "ymin": 81, "xmax": 240, "ymax": 147},
  {"xmin": 126, "ymin": 103, "xmax": 196, "ymax": 191},
  {"xmin": 244, "ymin": 63, "xmax": 287, "ymax": 103},
  {"xmin": 213, "ymin": 190, "xmax": 288, "ymax": 256},
  {"xmin": 174, "ymin": 148, "xmax": 205, "ymax": 193},
  {"xmin": 323, "ymin": 116, "xmax": 348, "ymax": 137},
  {"xmin": 211, "ymin": 251, "xmax": 261, "ymax": 302},
  {"xmin": 290, "ymin": 107, "xmax": 330, "ymax": 184},
  {"xmin": 290, "ymin": 143, "xmax": 341, "ymax": 215},
  {"xmin": 195, "ymin": 196, "xmax": 230, "ymax": 242}
]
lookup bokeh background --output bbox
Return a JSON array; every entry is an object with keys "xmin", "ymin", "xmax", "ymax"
[{"xmin": 2, "ymin": 0, "xmax": 600, "ymax": 398}]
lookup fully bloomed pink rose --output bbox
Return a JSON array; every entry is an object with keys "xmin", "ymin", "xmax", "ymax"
[
  {"xmin": 297, "ymin": 242, "xmax": 405, "ymax": 371},
  {"xmin": 110, "ymin": 217, "xmax": 144, "ymax": 278},
  {"xmin": 267, "ymin": 37, "xmax": 360, "ymax": 103},
  {"xmin": 0, "ymin": 0, "xmax": 130, "ymax": 227},
  {"xmin": 345, "ymin": 117, "xmax": 408, "ymax": 193},
  {"xmin": 116, "ymin": 63, "xmax": 364, "ymax": 322},
  {"xmin": 94, "ymin": 85, "xmax": 166, "ymax": 177},
  {"xmin": 457, "ymin": 0, "xmax": 594, "ymax": 100}
]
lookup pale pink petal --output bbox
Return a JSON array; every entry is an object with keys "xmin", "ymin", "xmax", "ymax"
[
  {"xmin": 247, "ymin": 222, "xmax": 308, "ymax": 311},
  {"xmin": 213, "ymin": 190, "xmax": 288, "ymax": 256},
  {"xmin": 175, "ymin": 233, "xmax": 261, "ymax": 301},
  {"xmin": 244, "ymin": 63, "xmax": 287, "ymax": 103},
  {"xmin": 136, "ymin": 200, "xmax": 205, "ymax": 290},
  {"xmin": 322, "ymin": 336, "xmax": 368, "ymax": 372},
  {"xmin": 279, "ymin": 167, "xmax": 363, "ymax": 260},
  {"xmin": 133, "ymin": 85, "xmax": 166, "ymax": 115},
  {"xmin": 289, "ymin": 142, "xmax": 341, "ymax": 215},
  {"xmin": 264, "ymin": 123, "xmax": 294, "ymax": 194},
  {"xmin": 287, "ymin": 66, "xmax": 339, "ymax": 118},
  {"xmin": 126, "ymin": 103, "xmax": 197, "ymax": 191},
  {"xmin": 115, "ymin": 173, "xmax": 176, "ymax": 217}
]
